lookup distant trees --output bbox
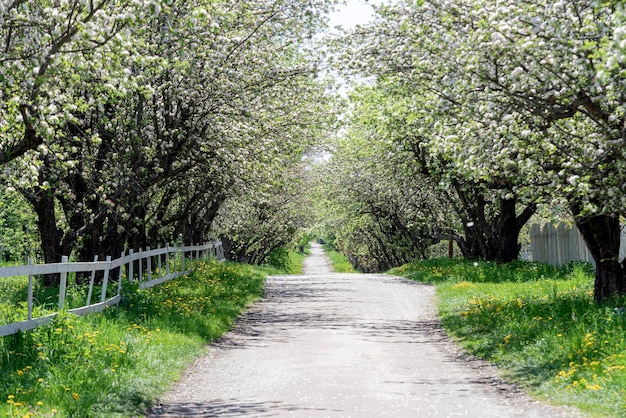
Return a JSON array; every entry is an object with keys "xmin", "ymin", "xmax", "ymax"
[
  {"xmin": 312, "ymin": 92, "xmax": 452, "ymax": 271},
  {"xmin": 215, "ymin": 163, "xmax": 314, "ymax": 265}
]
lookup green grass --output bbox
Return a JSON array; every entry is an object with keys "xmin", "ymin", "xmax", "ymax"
[
  {"xmin": 321, "ymin": 245, "xmax": 357, "ymax": 273},
  {"xmin": 0, "ymin": 274, "xmax": 124, "ymax": 327},
  {"xmin": 390, "ymin": 259, "xmax": 626, "ymax": 417},
  {"xmin": 0, "ymin": 257, "xmax": 208, "ymax": 328},
  {"xmin": 0, "ymin": 260, "xmax": 266, "ymax": 417},
  {"xmin": 257, "ymin": 249, "xmax": 308, "ymax": 275},
  {"xmin": 260, "ymin": 247, "xmax": 309, "ymax": 275},
  {"xmin": 288, "ymin": 250, "xmax": 308, "ymax": 274}
]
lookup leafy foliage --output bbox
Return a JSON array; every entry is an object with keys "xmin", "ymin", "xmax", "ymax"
[
  {"xmin": 0, "ymin": 188, "xmax": 39, "ymax": 262},
  {"xmin": 329, "ymin": 0, "xmax": 626, "ymax": 299},
  {"xmin": 214, "ymin": 162, "xmax": 316, "ymax": 265},
  {"xmin": 0, "ymin": 0, "xmax": 338, "ymax": 272},
  {"xmin": 310, "ymin": 100, "xmax": 449, "ymax": 272}
]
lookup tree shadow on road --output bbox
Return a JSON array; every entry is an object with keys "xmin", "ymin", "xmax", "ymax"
[
  {"xmin": 351, "ymin": 318, "xmax": 449, "ymax": 344},
  {"xmin": 147, "ymin": 399, "xmax": 336, "ymax": 417}
]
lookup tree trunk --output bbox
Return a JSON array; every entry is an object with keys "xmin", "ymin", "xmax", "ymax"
[
  {"xmin": 570, "ymin": 203, "xmax": 625, "ymax": 302},
  {"xmin": 490, "ymin": 198, "xmax": 536, "ymax": 263},
  {"xmin": 451, "ymin": 180, "xmax": 536, "ymax": 263},
  {"xmin": 26, "ymin": 191, "xmax": 62, "ymax": 286},
  {"xmin": 459, "ymin": 228, "xmax": 489, "ymax": 259},
  {"xmin": 219, "ymin": 235, "xmax": 233, "ymax": 261}
]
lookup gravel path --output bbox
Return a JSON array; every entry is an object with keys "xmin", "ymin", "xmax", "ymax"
[{"xmin": 149, "ymin": 244, "xmax": 581, "ymax": 417}]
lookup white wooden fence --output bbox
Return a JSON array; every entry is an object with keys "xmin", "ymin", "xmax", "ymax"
[
  {"xmin": 529, "ymin": 223, "xmax": 626, "ymax": 267},
  {"xmin": 0, "ymin": 241, "xmax": 225, "ymax": 337}
]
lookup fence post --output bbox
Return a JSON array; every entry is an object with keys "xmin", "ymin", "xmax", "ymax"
[
  {"xmin": 147, "ymin": 246, "xmax": 152, "ymax": 282},
  {"xmin": 174, "ymin": 245, "xmax": 178, "ymax": 274},
  {"xmin": 59, "ymin": 255, "xmax": 69, "ymax": 310},
  {"xmin": 217, "ymin": 241, "xmax": 224, "ymax": 260},
  {"xmin": 86, "ymin": 255, "xmax": 98, "ymax": 306},
  {"xmin": 180, "ymin": 245, "xmax": 185, "ymax": 272},
  {"xmin": 118, "ymin": 251, "xmax": 124, "ymax": 295},
  {"xmin": 139, "ymin": 249, "xmax": 144, "ymax": 283},
  {"xmin": 100, "ymin": 256, "xmax": 112, "ymax": 303},
  {"xmin": 158, "ymin": 245, "xmax": 162, "ymax": 278},
  {"xmin": 129, "ymin": 249, "xmax": 134, "ymax": 283},
  {"xmin": 166, "ymin": 244, "xmax": 170, "ymax": 276},
  {"xmin": 27, "ymin": 258, "xmax": 33, "ymax": 320}
]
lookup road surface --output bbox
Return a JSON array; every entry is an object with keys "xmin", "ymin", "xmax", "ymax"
[{"xmin": 149, "ymin": 243, "xmax": 580, "ymax": 417}]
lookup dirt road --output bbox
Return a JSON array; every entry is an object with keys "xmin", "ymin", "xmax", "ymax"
[{"xmin": 150, "ymin": 244, "xmax": 580, "ymax": 417}]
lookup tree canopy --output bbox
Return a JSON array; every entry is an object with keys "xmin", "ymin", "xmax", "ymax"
[
  {"xmin": 2, "ymin": 0, "xmax": 626, "ymax": 301},
  {"xmin": 321, "ymin": 0, "xmax": 626, "ymax": 301},
  {"xmin": 0, "ymin": 0, "xmax": 338, "ymax": 275}
]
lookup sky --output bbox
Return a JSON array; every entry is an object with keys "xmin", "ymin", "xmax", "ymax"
[{"xmin": 326, "ymin": 0, "xmax": 384, "ymax": 32}]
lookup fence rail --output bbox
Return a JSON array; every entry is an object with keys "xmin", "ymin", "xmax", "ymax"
[{"xmin": 0, "ymin": 241, "xmax": 225, "ymax": 337}]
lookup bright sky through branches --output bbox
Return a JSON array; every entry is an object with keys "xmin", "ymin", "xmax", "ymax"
[{"xmin": 327, "ymin": 0, "xmax": 383, "ymax": 31}]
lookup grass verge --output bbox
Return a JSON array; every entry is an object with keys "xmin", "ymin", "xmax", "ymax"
[
  {"xmin": 321, "ymin": 244, "xmax": 357, "ymax": 273},
  {"xmin": 390, "ymin": 258, "xmax": 626, "ymax": 418},
  {"xmin": 288, "ymin": 250, "xmax": 308, "ymax": 274},
  {"xmin": 0, "ymin": 260, "xmax": 266, "ymax": 417}
]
